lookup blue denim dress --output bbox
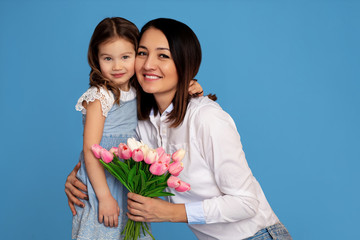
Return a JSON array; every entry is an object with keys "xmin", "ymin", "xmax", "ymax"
[{"xmin": 72, "ymin": 87, "xmax": 151, "ymax": 240}]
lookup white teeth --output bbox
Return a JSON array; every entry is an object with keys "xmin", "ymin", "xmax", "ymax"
[{"xmin": 145, "ymin": 75, "xmax": 160, "ymax": 79}]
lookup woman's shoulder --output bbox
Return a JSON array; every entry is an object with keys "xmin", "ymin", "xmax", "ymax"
[
  {"xmin": 188, "ymin": 96, "xmax": 223, "ymax": 116},
  {"xmin": 75, "ymin": 86, "xmax": 115, "ymax": 117},
  {"xmin": 187, "ymin": 96, "xmax": 234, "ymax": 128}
]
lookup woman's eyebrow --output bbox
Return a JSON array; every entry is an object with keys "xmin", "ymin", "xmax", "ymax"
[{"xmin": 138, "ymin": 45, "xmax": 170, "ymax": 51}]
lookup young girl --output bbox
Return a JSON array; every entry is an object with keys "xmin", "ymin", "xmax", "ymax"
[
  {"xmin": 72, "ymin": 17, "xmax": 203, "ymax": 240},
  {"xmin": 72, "ymin": 17, "xmax": 143, "ymax": 240}
]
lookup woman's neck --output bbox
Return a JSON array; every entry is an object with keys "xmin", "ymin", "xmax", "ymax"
[{"xmin": 154, "ymin": 91, "xmax": 176, "ymax": 114}]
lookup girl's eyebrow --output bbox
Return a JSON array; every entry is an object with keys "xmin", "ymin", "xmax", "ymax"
[
  {"xmin": 138, "ymin": 45, "xmax": 170, "ymax": 51},
  {"xmin": 99, "ymin": 51, "xmax": 134, "ymax": 56}
]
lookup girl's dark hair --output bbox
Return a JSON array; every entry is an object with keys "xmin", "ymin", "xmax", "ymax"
[
  {"xmin": 88, "ymin": 17, "xmax": 139, "ymax": 104},
  {"xmin": 135, "ymin": 18, "xmax": 216, "ymax": 127}
]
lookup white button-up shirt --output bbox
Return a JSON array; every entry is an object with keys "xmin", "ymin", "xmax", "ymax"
[{"xmin": 136, "ymin": 97, "xmax": 279, "ymax": 240}]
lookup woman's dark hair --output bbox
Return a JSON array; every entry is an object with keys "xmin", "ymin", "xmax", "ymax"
[
  {"xmin": 135, "ymin": 18, "xmax": 216, "ymax": 127},
  {"xmin": 88, "ymin": 17, "xmax": 139, "ymax": 104}
]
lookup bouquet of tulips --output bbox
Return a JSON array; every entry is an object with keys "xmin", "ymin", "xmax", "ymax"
[{"xmin": 91, "ymin": 138, "xmax": 190, "ymax": 240}]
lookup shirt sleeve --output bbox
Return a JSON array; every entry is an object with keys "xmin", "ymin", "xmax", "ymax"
[
  {"xmin": 192, "ymin": 102, "xmax": 260, "ymax": 224},
  {"xmin": 185, "ymin": 201, "xmax": 206, "ymax": 224},
  {"xmin": 75, "ymin": 86, "xmax": 115, "ymax": 117}
]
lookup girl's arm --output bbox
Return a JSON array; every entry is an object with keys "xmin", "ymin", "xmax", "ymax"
[
  {"xmin": 189, "ymin": 79, "xmax": 204, "ymax": 96},
  {"xmin": 83, "ymin": 100, "xmax": 119, "ymax": 227}
]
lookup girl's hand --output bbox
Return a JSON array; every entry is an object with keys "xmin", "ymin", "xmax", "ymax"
[
  {"xmin": 99, "ymin": 195, "xmax": 120, "ymax": 227},
  {"xmin": 189, "ymin": 79, "xmax": 204, "ymax": 96},
  {"xmin": 127, "ymin": 192, "xmax": 187, "ymax": 223},
  {"xmin": 64, "ymin": 161, "xmax": 88, "ymax": 216}
]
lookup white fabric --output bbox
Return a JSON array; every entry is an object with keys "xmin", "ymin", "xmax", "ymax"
[
  {"xmin": 136, "ymin": 96, "xmax": 279, "ymax": 240},
  {"xmin": 75, "ymin": 86, "xmax": 136, "ymax": 117}
]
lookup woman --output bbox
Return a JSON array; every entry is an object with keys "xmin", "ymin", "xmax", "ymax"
[{"xmin": 66, "ymin": 18, "xmax": 292, "ymax": 240}]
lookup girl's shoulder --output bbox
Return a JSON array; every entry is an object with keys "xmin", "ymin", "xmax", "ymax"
[{"xmin": 75, "ymin": 86, "xmax": 115, "ymax": 117}]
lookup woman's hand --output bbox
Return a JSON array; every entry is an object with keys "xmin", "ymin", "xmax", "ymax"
[
  {"xmin": 189, "ymin": 79, "xmax": 204, "ymax": 96},
  {"xmin": 98, "ymin": 195, "xmax": 120, "ymax": 227},
  {"xmin": 64, "ymin": 161, "xmax": 88, "ymax": 215},
  {"xmin": 127, "ymin": 193, "xmax": 187, "ymax": 223}
]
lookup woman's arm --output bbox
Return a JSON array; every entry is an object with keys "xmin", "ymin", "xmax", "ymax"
[
  {"xmin": 127, "ymin": 193, "xmax": 187, "ymax": 223},
  {"xmin": 193, "ymin": 104, "xmax": 259, "ymax": 224},
  {"xmin": 83, "ymin": 100, "xmax": 119, "ymax": 227},
  {"xmin": 64, "ymin": 161, "xmax": 88, "ymax": 215}
]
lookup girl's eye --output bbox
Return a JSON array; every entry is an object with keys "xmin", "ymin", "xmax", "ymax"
[
  {"xmin": 122, "ymin": 55, "xmax": 129, "ymax": 60},
  {"xmin": 104, "ymin": 57, "xmax": 112, "ymax": 61},
  {"xmin": 159, "ymin": 54, "xmax": 170, "ymax": 59}
]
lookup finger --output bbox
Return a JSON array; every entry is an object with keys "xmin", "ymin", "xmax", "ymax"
[
  {"xmin": 127, "ymin": 206, "xmax": 145, "ymax": 217},
  {"xmin": 104, "ymin": 216, "xmax": 109, "ymax": 227},
  {"xmin": 128, "ymin": 192, "xmax": 147, "ymax": 203},
  {"xmin": 127, "ymin": 198, "xmax": 144, "ymax": 211},
  {"xmin": 114, "ymin": 214, "xmax": 119, "ymax": 227},
  {"xmin": 72, "ymin": 178, "xmax": 88, "ymax": 193},
  {"xmin": 109, "ymin": 216, "xmax": 114, "ymax": 228},
  {"xmin": 66, "ymin": 181, "xmax": 88, "ymax": 199},
  {"xmin": 74, "ymin": 161, "xmax": 81, "ymax": 172},
  {"xmin": 68, "ymin": 199, "xmax": 77, "ymax": 216},
  {"xmin": 99, "ymin": 214, "xmax": 103, "ymax": 224},
  {"xmin": 65, "ymin": 188, "xmax": 85, "ymax": 208},
  {"xmin": 127, "ymin": 212, "xmax": 146, "ymax": 222}
]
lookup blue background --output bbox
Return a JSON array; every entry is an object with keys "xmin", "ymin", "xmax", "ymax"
[{"xmin": 0, "ymin": 0, "xmax": 359, "ymax": 239}]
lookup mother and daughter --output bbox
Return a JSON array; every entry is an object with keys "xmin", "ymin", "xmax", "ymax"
[{"xmin": 66, "ymin": 16, "xmax": 292, "ymax": 240}]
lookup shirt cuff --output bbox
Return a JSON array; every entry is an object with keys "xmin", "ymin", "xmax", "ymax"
[{"xmin": 185, "ymin": 201, "xmax": 206, "ymax": 224}]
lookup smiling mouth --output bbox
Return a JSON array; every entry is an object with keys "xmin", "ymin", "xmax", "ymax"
[
  {"xmin": 112, "ymin": 73, "xmax": 125, "ymax": 78},
  {"xmin": 144, "ymin": 74, "xmax": 162, "ymax": 81}
]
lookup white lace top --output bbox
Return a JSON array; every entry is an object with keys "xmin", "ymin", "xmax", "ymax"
[{"xmin": 75, "ymin": 86, "xmax": 137, "ymax": 117}]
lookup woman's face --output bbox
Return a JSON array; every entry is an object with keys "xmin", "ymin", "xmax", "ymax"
[{"xmin": 135, "ymin": 28, "xmax": 178, "ymax": 103}]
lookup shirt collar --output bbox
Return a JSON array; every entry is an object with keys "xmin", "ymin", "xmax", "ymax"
[{"xmin": 150, "ymin": 103, "xmax": 174, "ymax": 121}]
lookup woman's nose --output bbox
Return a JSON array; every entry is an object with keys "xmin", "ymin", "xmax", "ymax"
[{"xmin": 143, "ymin": 55, "xmax": 156, "ymax": 70}]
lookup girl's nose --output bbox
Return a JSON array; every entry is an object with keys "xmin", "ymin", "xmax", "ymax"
[{"xmin": 112, "ymin": 61, "xmax": 122, "ymax": 71}]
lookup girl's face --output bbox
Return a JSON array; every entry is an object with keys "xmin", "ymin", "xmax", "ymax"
[
  {"xmin": 98, "ymin": 37, "xmax": 135, "ymax": 91},
  {"xmin": 135, "ymin": 28, "xmax": 178, "ymax": 103}
]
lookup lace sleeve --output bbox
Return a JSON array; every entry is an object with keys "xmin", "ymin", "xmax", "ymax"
[{"xmin": 75, "ymin": 86, "xmax": 115, "ymax": 117}]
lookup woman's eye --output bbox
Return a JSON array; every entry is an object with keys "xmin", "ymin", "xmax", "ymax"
[
  {"xmin": 137, "ymin": 51, "xmax": 147, "ymax": 56},
  {"xmin": 159, "ymin": 54, "xmax": 170, "ymax": 59}
]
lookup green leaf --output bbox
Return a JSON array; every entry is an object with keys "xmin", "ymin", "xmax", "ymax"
[
  {"xmin": 147, "ymin": 191, "xmax": 175, "ymax": 197},
  {"xmin": 127, "ymin": 165, "xmax": 137, "ymax": 191},
  {"xmin": 133, "ymin": 174, "xmax": 140, "ymax": 193},
  {"xmin": 143, "ymin": 185, "xmax": 168, "ymax": 197},
  {"xmin": 139, "ymin": 170, "xmax": 146, "ymax": 195},
  {"xmin": 99, "ymin": 160, "xmax": 130, "ymax": 191}
]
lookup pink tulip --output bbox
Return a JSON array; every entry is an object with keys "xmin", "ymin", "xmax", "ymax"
[
  {"xmin": 132, "ymin": 149, "xmax": 144, "ymax": 162},
  {"xmin": 156, "ymin": 147, "xmax": 165, "ymax": 158},
  {"xmin": 118, "ymin": 143, "xmax": 132, "ymax": 160},
  {"xmin": 167, "ymin": 175, "xmax": 181, "ymax": 188},
  {"xmin": 172, "ymin": 149, "xmax": 185, "ymax": 162},
  {"xmin": 100, "ymin": 149, "xmax": 114, "ymax": 163},
  {"xmin": 144, "ymin": 149, "xmax": 158, "ymax": 164},
  {"xmin": 168, "ymin": 161, "xmax": 184, "ymax": 177},
  {"xmin": 91, "ymin": 144, "xmax": 103, "ymax": 159},
  {"xmin": 149, "ymin": 162, "xmax": 168, "ymax": 176},
  {"xmin": 109, "ymin": 147, "xmax": 119, "ymax": 156},
  {"xmin": 158, "ymin": 153, "xmax": 171, "ymax": 165},
  {"xmin": 175, "ymin": 181, "xmax": 191, "ymax": 192}
]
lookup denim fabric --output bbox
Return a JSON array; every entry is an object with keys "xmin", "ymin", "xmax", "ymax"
[
  {"xmin": 72, "ymin": 98, "xmax": 152, "ymax": 240},
  {"xmin": 245, "ymin": 223, "xmax": 292, "ymax": 240}
]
